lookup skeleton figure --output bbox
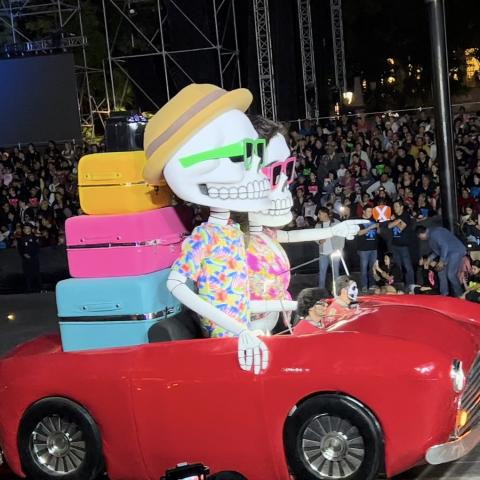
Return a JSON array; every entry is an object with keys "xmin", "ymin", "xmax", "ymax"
[
  {"xmin": 246, "ymin": 117, "xmax": 363, "ymax": 333},
  {"xmin": 143, "ymin": 84, "xmax": 295, "ymax": 374}
]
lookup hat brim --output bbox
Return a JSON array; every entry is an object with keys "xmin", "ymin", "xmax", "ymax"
[{"xmin": 144, "ymin": 88, "xmax": 253, "ymax": 185}]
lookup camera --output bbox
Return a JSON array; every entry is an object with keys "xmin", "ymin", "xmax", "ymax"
[{"xmin": 161, "ymin": 463, "xmax": 210, "ymax": 480}]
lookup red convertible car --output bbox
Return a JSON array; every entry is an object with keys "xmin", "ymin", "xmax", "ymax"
[{"xmin": 0, "ymin": 295, "xmax": 479, "ymax": 480}]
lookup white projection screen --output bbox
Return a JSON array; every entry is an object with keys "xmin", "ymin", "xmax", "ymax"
[{"xmin": 0, "ymin": 53, "xmax": 82, "ymax": 147}]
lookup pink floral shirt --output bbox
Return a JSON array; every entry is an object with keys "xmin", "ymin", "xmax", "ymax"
[{"xmin": 247, "ymin": 228, "xmax": 291, "ymax": 306}]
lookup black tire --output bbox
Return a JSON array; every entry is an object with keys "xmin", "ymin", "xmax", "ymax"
[
  {"xmin": 284, "ymin": 394, "xmax": 383, "ymax": 480},
  {"xmin": 18, "ymin": 397, "xmax": 104, "ymax": 480}
]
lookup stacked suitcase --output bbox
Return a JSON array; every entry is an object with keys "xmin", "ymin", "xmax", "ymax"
[{"xmin": 56, "ymin": 151, "xmax": 189, "ymax": 352}]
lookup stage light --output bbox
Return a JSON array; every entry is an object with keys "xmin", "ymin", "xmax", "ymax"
[
  {"xmin": 7, "ymin": 313, "xmax": 15, "ymax": 321},
  {"xmin": 343, "ymin": 91, "xmax": 353, "ymax": 105}
]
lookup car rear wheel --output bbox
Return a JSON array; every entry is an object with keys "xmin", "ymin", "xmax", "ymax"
[
  {"xmin": 18, "ymin": 397, "xmax": 104, "ymax": 480},
  {"xmin": 284, "ymin": 394, "xmax": 383, "ymax": 480}
]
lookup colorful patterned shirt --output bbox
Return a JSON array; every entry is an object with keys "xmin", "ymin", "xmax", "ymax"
[
  {"xmin": 247, "ymin": 228, "xmax": 291, "ymax": 323},
  {"xmin": 171, "ymin": 222, "xmax": 250, "ymax": 338}
]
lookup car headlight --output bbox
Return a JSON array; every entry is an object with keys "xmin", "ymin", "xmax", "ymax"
[{"xmin": 450, "ymin": 359, "xmax": 466, "ymax": 393}]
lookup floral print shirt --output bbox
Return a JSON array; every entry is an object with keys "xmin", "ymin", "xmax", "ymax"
[
  {"xmin": 171, "ymin": 222, "xmax": 250, "ymax": 338},
  {"xmin": 247, "ymin": 228, "xmax": 291, "ymax": 308}
]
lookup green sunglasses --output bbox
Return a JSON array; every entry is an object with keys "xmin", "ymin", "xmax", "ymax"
[{"xmin": 179, "ymin": 138, "xmax": 266, "ymax": 170}]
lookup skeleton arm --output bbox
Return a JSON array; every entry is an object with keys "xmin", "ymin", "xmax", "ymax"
[
  {"xmin": 275, "ymin": 219, "xmax": 365, "ymax": 243},
  {"xmin": 250, "ymin": 299, "xmax": 297, "ymax": 313},
  {"xmin": 167, "ymin": 270, "xmax": 269, "ymax": 374}
]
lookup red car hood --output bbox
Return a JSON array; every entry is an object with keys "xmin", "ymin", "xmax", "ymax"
[
  {"xmin": 327, "ymin": 298, "xmax": 480, "ymax": 368},
  {"xmin": 366, "ymin": 295, "xmax": 480, "ymax": 326}
]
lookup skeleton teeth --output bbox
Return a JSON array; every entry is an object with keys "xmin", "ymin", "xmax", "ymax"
[
  {"xmin": 253, "ymin": 191, "xmax": 260, "ymax": 199},
  {"xmin": 247, "ymin": 183, "xmax": 254, "ymax": 194},
  {"xmin": 208, "ymin": 187, "xmax": 219, "ymax": 198},
  {"xmin": 281, "ymin": 199, "xmax": 286, "ymax": 208},
  {"xmin": 253, "ymin": 181, "xmax": 260, "ymax": 192},
  {"xmin": 229, "ymin": 188, "xmax": 238, "ymax": 199},
  {"xmin": 238, "ymin": 187, "xmax": 247, "ymax": 199},
  {"xmin": 219, "ymin": 188, "xmax": 229, "ymax": 200}
]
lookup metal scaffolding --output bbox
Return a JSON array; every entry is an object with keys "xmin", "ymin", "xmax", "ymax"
[
  {"xmin": 253, "ymin": 0, "xmax": 277, "ymax": 121},
  {"xmin": 0, "ymin": 1, "xmax": 84, "ymax": 45},
  {"xmin": 297, "ymin": 0, "xmax": 318, "ymax": 119},
  {"xmin": 0, "ymin": 0, "xmax": 105, "ymax": 138},
  {"xmin": 101, "ymin": 0, "xmax": 242, "ymax": 112},
  {"xmin": 330, "ymin": 0, "xmax": 347, "ymax": 98}
]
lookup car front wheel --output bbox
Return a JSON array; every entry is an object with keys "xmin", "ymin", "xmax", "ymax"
[
  {"xmin": 18, "ymin": 397, "xmax": 104, "ymax": 480},
  {"xmin": 284, "ymin": 394, "xmax": 383, "ymax": 480}
]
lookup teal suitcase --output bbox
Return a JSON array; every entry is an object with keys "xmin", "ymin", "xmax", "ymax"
[{"xmin": 56, "ymin": 269, "xmax": 181, "ymax": 351}]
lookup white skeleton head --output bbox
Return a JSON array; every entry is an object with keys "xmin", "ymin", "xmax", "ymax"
[
  {"xmin": 164, "ymin": 110, "xmax": 271, "ymax": 212},
  {"xmin": 249, "ymin": 133, "xmax": 294, "ymax": 227}
]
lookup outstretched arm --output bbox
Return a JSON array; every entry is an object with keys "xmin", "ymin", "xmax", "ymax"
[
  {"xmin": 250, "ymin": 299, "xmax": 297, "ymax": 313},
  {"xmin": 167, "ymin": 270, "xmax": 268, "ymax": 374},
  {"xmin": 275, "ymin": 219, "xmax": 365, "ymax": 243}
]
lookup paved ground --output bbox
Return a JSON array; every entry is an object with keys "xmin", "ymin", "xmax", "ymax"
[{"xmin": 1, "ymin": 293, "xmax": 480, "ymax": 479}]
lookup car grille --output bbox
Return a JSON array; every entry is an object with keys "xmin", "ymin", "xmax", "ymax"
[{"xmin": 459, "ymin": 354, "xmax": 480, "ymax": 437}]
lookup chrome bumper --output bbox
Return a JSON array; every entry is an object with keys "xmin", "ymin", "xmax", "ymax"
[{"xmin": 426, "ymin": 422, "xmax": 480, "ymax": 465}]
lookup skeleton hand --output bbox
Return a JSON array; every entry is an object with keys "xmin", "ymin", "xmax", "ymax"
[
  {"xmin": 330, "ymin": 219, "xmax": 365, "ymax": 240},
  {"xmin": 238, "ymin": 329, "xmax": 269, "ymax": 375}
]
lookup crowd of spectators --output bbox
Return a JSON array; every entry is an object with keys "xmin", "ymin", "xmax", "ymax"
[
  {"xmin": 2, "ymin": 106, "xmax": 480, "ymax": 297},
  {"xmin": 0, "ymin": 141, "xmax": 102, "ymax": 250},
  {"xmin": 285, "ymin": 106, "xmax": 480, "ymax": 297}
]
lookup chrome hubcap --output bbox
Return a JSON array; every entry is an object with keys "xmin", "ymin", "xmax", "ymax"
[
  {"xmin": 30, "ymin": 415, "xmax": 86, "ymax": 474},
  {"xmin": 301, "ymin": 414, "xmax": 365, "ymax": 478}
]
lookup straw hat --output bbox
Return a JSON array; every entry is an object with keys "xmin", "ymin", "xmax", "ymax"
[{"xmin": 143, "ymin": 84, "xmax": 253, "ymax": 185}]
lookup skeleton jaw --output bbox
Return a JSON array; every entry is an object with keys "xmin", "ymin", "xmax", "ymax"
[
  {"xmin": 262, "ymin": 196, "xmax": 294, "ymax": 216},
  {"xmin": 249, "ymin": 193, "xmax": 293, "ymax": 227}
]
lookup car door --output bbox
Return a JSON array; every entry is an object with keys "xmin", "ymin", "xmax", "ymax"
[{"xmin": 130, "ymin": 337, "xmax": 271, "ymax": 479}]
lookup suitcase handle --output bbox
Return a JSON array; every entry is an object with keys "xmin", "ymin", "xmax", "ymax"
[
  {"xmin": 75, "ymin": 233, "xmax": 185, "ymax": 245},
  {"xmin": 84, "ymin": 172, "xmax": 122, "ymax": 182},
  {"xmin": 81, "ymin": 303, "xmax": 121, "ymax": 312},
  {"xmin": 79, "ymin": 235, "xmax": 122, "ymax": 243}
]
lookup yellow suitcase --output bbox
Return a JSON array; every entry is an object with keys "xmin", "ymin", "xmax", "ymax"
[{"xmin": 78, "ymin": 151, "xmax": 171, "ymax": 215}]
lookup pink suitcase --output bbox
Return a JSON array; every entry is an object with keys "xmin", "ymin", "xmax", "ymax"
[{"xmin": 66, "ymin": 207, "xmax": 190, "ymax": 278}]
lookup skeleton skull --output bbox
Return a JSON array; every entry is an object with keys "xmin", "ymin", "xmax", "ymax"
[
  {"xmin": 249, "ymin": 133, "xmax": 294, "ymax": 227},
  {"xmin": 164, "ymin": 110, "xmax": 271, "ymax": 212}
]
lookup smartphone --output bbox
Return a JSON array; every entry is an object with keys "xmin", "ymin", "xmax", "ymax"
[{"xmin": 162, "ymin": 463, "xmax": 210, "ymax": 480}]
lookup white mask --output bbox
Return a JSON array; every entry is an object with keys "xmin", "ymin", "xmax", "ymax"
[{"xmin": 347, "ymin": 281, "xmax": 358, "ymax": 302}]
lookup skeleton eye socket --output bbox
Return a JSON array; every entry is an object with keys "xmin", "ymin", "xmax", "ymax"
[{"xmin": 229, "ymin": 155, "xmax": 244, "ymax": 163}]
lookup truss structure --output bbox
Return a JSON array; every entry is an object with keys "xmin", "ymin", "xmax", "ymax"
[
  {"xmin": 0, "ymin": 0, "xmax": 84, "ymax": 44},
  {"xmin": 252, "ymin": 0, "xmax": 277, "ymax": 120},
  {"xmin": 101, "ymin": 0, "xmax": 242, "ymax": 112},
  {"xmin": 0, "ymin": 0, "xmax": 106, "ymax": 138},
  {"xmin": 297, "ymin": 0, "xmax": 318, "ymax": 119},
  {"xmin": 330, "ymin": 0, "xmax": 347, "ymax": 97}
]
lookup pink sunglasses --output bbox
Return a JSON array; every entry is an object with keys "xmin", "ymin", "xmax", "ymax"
[{"xmin": 262, "ymin": 156, "xmax": 296, "ymax": 188}]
